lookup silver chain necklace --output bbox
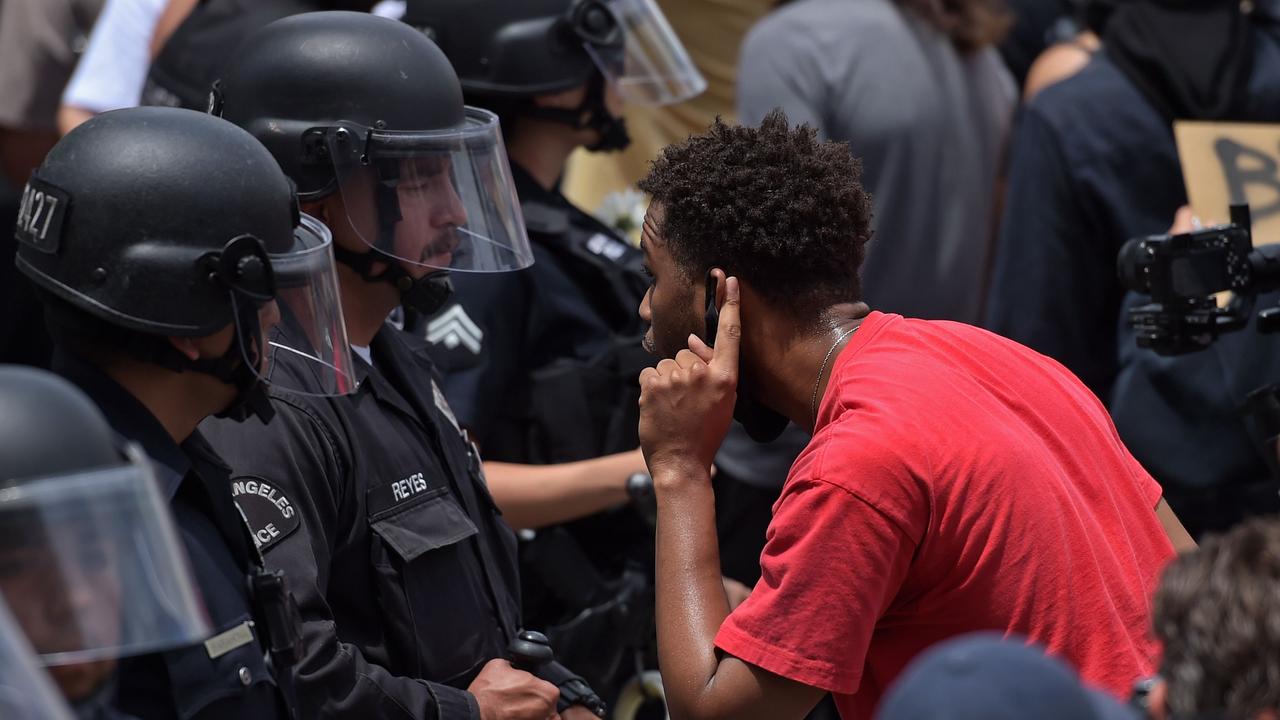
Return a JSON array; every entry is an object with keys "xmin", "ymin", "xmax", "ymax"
[{"xmin": 810, "ymin": 325, "xmax": 859, "ymax": 428}]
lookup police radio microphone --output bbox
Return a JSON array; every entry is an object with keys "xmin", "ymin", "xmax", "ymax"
[
  {"xmin": 508, "ymin": 629, "xmax": 555, "ymax": 670},
  {"xmin": 508, "ymin": 630, "xmax": 608, "ymax": 717}
]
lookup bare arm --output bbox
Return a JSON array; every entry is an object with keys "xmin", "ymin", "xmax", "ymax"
[
  {"xmin": 640, "ymin": 276, "xmax": 824, "ymax": 720},
  {"xmin": 482, "ymin": 448, "xmax": 644, "ymax": 530},
  {"xmin": 653, "ymin": 467, "xmax": 823, "ymax": 720},
  {"xmin": 149, "ymin": 0, "xmax": 198, "ymax": 57},
  {"xmin": 1156, "ymin": 498, "xmax": 1197, "ymax": 553}
]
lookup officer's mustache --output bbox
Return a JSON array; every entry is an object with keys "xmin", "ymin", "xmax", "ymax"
[{"xmin": 418, "ymin": 227, "xmax": 460, "ymax": 264}]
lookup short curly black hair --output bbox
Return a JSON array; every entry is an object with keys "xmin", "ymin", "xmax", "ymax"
[
  {"xmin": 638, "ymin": 109, "xmax": 873, "ymax": 317},
  {"xmin": 1153, "ymin": 515, "xmax": 1280, "ymax": 718}
]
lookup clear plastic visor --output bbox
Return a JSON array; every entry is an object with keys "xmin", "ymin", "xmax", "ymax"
[
  {"xmin": 233, "ymin": 213, "xmax": 356, "ymax": 397},
  {"xmin": 327, "ymin": 107, "xmax": 533, "ymax": 274},
  {"xmin": 0, "ymin": 457, "xmax": 211, "ymax": 669},
  {"xmin": 0, "ymin": 599, "xmax": 74, "ymax": 719},
  {"xmin": 582, "ymin": 0, "xmax": 707, "ymax": 106}
]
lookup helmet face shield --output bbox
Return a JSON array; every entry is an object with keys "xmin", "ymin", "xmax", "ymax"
[
  {"xmin": 230, "ymin": 214, "xmax": 356, "ymax": 397},
  {"xmin": 0, "ymin": 599, "xmax": 72, "ymax": 719},
  {"xmin": 580, "ymin": 0, "xmax": 706, "ymax": 106},
  {"xmin": 326, "ymin": 107, "xmax": 533, "ymax": 274},
  {"xmin": 0, "ymin": 453, "xmax": 211, "ymax": 671}
]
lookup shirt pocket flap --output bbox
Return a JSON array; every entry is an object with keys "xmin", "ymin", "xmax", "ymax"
[{"xmin": 370, "ymin": 493, "xmax": 479, "ymax": 563}]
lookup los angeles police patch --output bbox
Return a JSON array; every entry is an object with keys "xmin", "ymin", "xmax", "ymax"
[{"xmin": 230, "ymin": 475, "xmax": 300, "ymax": 553}]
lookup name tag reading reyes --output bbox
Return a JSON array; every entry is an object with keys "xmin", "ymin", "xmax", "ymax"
[{"xmin": 205, "ymin": 620, "xmax": 256, "ymax": 659}]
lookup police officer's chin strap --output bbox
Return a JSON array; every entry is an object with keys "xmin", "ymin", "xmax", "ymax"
[
  {"xmin": 328, "ymin": 164, "xmax": 454, "ymax": 316},
  {"xmin": 194, "ymin": 298, "xmax": 276, "ymax": 425},
  {"xmin": 44, "ymin": 292, "xmax": 274, "ymax": 424},
  {"xmin": 330, "ymin": 243, "xmax": 454, "ymax": 316},
  {"xmin": 524, "ymin": 71, "xmax": 631, "ymax": 153}
]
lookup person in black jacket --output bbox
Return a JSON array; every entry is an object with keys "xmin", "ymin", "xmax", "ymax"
[{"xmin": 984, "ymin": 0, "xmax": 1280, "ymax": 536}]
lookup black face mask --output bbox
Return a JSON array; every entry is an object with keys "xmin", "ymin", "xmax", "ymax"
[{"xmin": 701, "ymin": 271, "xmax": 790, "ymax": 443}]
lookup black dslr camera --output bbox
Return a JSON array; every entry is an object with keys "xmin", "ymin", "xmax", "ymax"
[
  {"xmin": 1118, "ymin": 205, "xmax": 1280, "ymax": 354},
  {"xmin": 1119, "ymin": 205, "xmax": 1280, "ymax": 476}
]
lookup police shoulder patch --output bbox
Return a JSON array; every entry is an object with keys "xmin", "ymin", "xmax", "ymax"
[{"xmin": 230, "ymin": 475, "xmax": 301, "ymax": 553}]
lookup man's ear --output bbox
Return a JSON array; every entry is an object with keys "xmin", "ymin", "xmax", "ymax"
[
  {"xmin": 167, "ymin": 336, "xmax": 201, "ymax": 362},
  {"xmin": 709, "ymin": 267, "xmax": 728, "ymax": 311},
  {"xmin": 532, "ymin": 84, "xmax": 589, "ymax": 111},
  {"xmin": 1148, "ymin": 678, "xmax": 1169, "ymax": 720}
]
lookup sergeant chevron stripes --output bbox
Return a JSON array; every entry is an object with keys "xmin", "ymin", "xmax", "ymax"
[{"xmin": 426, "ymin": 305, "xmax": 483, "ymax": 355}]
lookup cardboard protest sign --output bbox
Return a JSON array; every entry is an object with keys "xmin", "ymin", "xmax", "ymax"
[{"xmin": 1175, "ymin": 121, "xmax": 1280, "ymax": 246}]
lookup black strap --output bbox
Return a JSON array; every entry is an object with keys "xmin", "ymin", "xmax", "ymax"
[{"xmin": 521, "ymin": 71, "xmax": 630, "ymax": 152}]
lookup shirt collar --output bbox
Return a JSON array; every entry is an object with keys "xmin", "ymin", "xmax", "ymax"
[{"xmin": 509, "ymin": 161, "xmax": 564, "ymax": 209}]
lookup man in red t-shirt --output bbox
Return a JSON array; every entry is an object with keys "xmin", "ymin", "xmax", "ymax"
[{"xmin": 632, "ymin": 110, "xmax": 1196, "ymax": 720}]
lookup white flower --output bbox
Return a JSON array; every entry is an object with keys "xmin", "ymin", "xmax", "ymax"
[{"xmin": 595, "ymin": 188, "xmax": 649, "ymax": 237}]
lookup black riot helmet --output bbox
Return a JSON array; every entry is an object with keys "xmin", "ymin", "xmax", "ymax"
[
  {"xmin": 143, "ymin": 0, "xmax": 380, "ymax": 111},
  {"xmin": 403, "ymin": 0, "xmax": 706, "ymax": 151},
  {"xmin": 0, "ymin": 367, "xmax": 209, "ymax": 708},
  {"xmin": 15, "ymin": 107, "xmax": 355, "ymax": 423},
  {"xmin": 211, "ymin": 11, "xmax": 535, "ymax": 315}
]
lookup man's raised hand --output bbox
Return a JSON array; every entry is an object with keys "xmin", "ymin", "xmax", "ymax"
[{"xmin": 638, "ymin": 276, "xmax": 742, "ymax": 481}]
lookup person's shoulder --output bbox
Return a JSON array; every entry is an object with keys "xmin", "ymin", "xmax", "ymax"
[
  {"xmin": 787, "ymin": 421, "xmax": 931, "ymax": 538},
  {"xmin": 1020, "ymin": 54, "xmax": 1165, "ymax": 160},
  {"xmin": 377, "ymin": 322, "xmax": 441, "ymax": 371},
  {"xmin": 1246, "ymin": 21, "xmax": 1280, "ymax": 110},
  {"xmin": 744, "ymin": 0, "xmax": 904, "ymax": 56}
]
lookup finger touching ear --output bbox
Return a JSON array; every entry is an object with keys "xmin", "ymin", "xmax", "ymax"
[{"xmin": 711, "ymin": 277, "xmax": 741, "ymax": 374}]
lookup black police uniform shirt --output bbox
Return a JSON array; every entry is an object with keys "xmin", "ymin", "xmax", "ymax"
[
  {"xmin": 200, "ymin": 323, "xmax": 520, "ymax": 720},
  {"xmin": 421, "ymin": 164, "xmax": 653, "ymax": 667},
  {"xmin": 983, "ymin": 22, "xmax": 1280, "ymax": 534},
  {"xmin": 424, "ymin": 163, "xmax": 651, "ymax": 461},
  {"xmin": 53, "ymin": 351, "xmax": 286, "ymax": 720}
]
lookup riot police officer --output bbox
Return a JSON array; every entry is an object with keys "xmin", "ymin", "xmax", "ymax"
[
  {"xmin": 199, "ymin": 11, "xmax": 600, "ymax": 719},
  {"xmin": 0, "ymin": 365, "xmax": 212, "ymax": 720},
  {"xmin": 402, "ymin": 0, "xmax": 705, "ymax": 529},
  {"xmin": 401, "ymin": 0, "xmax": 703, "ymax": 704},
  {"xmin": 15, "ymin": 105, "xmax": 355, "ymax": 719}
]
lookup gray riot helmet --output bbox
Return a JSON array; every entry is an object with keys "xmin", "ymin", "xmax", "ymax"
[
  {"xmin": 15, "ymin": 107, "xmax": 355, "ymax": 422},
  {"xmin": 404, "ymin": 0, "xmax": 706, "ymax": 151},
  {"xmin": 211, "ymin": 11, "xmax": 534, "ymax": 315},
  {"xmin": 0, "ymin": 366, "xmax": 211, "ymax": 707},
  {"xmin": 0, "ymin": 597, "xmax": 74, "ymax": 720}
]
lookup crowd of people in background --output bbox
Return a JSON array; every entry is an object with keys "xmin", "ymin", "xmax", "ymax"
[{"xmin": 0, "ymin": 0, "xmax": 1279, "ymax": 718}]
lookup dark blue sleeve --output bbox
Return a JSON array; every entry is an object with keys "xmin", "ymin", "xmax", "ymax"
[
  {"xmin": 984, "ymin": 104, "xmax": 1121, "ymax": 397},
  {"xmin": 426, "ymin": 269, "xmax": 530, "ymax": 441}
]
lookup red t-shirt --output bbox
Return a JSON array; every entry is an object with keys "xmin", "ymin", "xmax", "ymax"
[{"xmin": 714, "ymin": 312, "xmax": 1174, "ymax": 719}]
